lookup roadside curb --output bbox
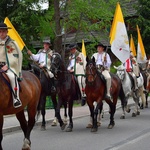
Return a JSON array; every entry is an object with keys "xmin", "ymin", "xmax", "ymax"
[{"xmin": 2, "ymin": 101, "xmax": 141, "ymax": 134}]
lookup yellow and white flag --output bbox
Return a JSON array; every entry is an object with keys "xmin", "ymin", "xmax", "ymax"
[
  {"xmin": 82, "ymin": 39, "xmax": 86, "ymax": 57},
  {"xmin": 137, "ymin": 25, "xmax": 147, "ymax": 63},
  {"xmin": 4, "ymin": 17, "xmax": 25, "ymax": 50},
  {"xmin": 110, "ymin": 3, "xmax": 130, "ymax": 63},
  {"xmin": 130, "ymin": 34, "xmax": 136, "ymax": 57}
]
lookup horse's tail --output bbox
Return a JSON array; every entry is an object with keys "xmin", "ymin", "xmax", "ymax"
[{"xmin": 119, "ymin": 82, "xmax": 127, "ymax": 108}]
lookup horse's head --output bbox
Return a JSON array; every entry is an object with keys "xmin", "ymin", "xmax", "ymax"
[
  {"xmin": 114, "ymin": 64, "xmax": 126, "ymax": 81},
  {"xmin": 86, "ymin": 56, "xmax": 97, "ymax": 84},
  {"xmin": 50, "ymin": 53, "xmax": 62, "ymax": 77}
]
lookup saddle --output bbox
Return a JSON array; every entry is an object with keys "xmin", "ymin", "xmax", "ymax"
[{"xmin": 30, "ymin": 63, "xmax": 50, "ymax": 81}]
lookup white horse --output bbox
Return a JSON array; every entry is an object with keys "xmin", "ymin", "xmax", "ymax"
[{"xmin": 114, "ymin": 64, "xmax": 146, "ymax": 118}]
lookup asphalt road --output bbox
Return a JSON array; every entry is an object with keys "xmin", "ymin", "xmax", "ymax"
[{"xmin": 2, "ymin": 102, "xmax": 150, "ymax": 150}]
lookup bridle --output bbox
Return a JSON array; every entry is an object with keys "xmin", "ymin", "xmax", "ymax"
[
  {"xmin": 117, "ymin": 69, "xmax": 126, "ymax": 81},
  {"xmin": 51, "ymin": 53, "xmax": 62, "ymax": 75},
  {"xmin": 86, "ymin": 63, "xmax": 97, "ymax": 84}
]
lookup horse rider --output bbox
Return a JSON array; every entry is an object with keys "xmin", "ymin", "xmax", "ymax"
[
  {"xmin": 0, "ymin": 22, "xmax": 22, "ymax": 108},
  {"xmin": 145, "ymin": 57, "xmax": 150, "ymax": 92},
  {"xmin": 126, "ymin": 55, "xmax": 139, "ymax": 91},
  {"xmin": 67, "ymin": 43, "xmax": 87, "ymax": 106},
  {"xmin": 27, "ymin": 39, "xmax": 56, "ymax": 93},
  {"xmin": 91, "ymin": 43, "xmax": 112, "ymax": 100}
]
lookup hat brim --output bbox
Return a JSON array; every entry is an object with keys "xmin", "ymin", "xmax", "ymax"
[
  {"xmin": 95, "ymin": 45, "xmax": 106, "ymax": 50},
  {"xmin": 0, "ymin": 27, "xmax": 11, "ymax": 29},
  {"xmin": 68, "ymin": 46, "xmax": 77, "ymax": 50}
]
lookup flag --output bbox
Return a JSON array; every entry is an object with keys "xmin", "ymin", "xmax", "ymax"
[
  {"xmin": 4, "ymin": 17, "xmax": 25, "ymax": 50},
  {"xmin": 82, "ymin": 39, "xmax": 86, "ymax": 56},
  {"xmin": 130, "ymin": 34, "xmax": 136, "ymax": 57},
  {"xmin": 109, "ymin": 3, "xmax": 130, "ymax": 63},
  {"xmin": 136, "ymin": 25, "xmax": 147, "ymax": 63}
]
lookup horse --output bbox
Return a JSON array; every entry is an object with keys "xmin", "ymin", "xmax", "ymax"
[
  {"xmin": 85, "ymin": 57, "xmax": 126, "ymax": 132},
  {"xmin": 30, "ymin": 63, "xmax": 61, "ymax": 130},
  {"xmin": 50, "ymin": 53, "xmax": 81, "ymax": 132},
  {"xmin": 114, "ymin": 64, "xmax": 146, "ymax": 118},
  {"xmin": 138, "ymin": 63, "xmax": 149, "ymax": 108},
  {"xmin": 0, "ymin": 70, "xmax": 41, "ymax": 150}
]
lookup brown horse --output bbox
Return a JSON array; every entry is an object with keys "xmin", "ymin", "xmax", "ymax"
[
  {"xmin": 0, "ymin": 70, "xmax": 41, "ymax": 150},
  {"xmin": 85, "ymin": 57, "xmax": 126, "ymax": 132}
]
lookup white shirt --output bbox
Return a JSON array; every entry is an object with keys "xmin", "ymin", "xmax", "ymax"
[
  {"xmin": 67, "ymin": 54, "xmax": 75, "ymax": 70},
  {"xmin": 31, "ymin": 50, "xmax": 47, "ymax": 66},
  {"xmin": 92, "ymin": 52, "xmax": 112, "ymax": 69}
]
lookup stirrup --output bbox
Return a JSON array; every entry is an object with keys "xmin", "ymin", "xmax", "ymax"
[
  {"xmin": 14, "ymin": 99, "xmax": 22, "ymax": 108},
  {"xmin": 105, "ymin": 95, "xmax": 111, "ymax": 100}
]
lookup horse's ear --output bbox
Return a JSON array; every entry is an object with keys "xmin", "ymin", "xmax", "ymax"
[
  {"xmin": 86, "ymin": 56, "xmax": 89, "ymax": 62},
  {"xmin": 92, "ymin": 56, "xmax": 95, "ymax": 63}
]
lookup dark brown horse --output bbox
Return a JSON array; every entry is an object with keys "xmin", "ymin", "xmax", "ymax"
[
  {"xmin": 85, "ymin": 57, "xmax": 126, "ymax": 132},
  {"xmin": 50, "ymin": 53, "xmax": 81, "ymax": 132},
  {"xmin": 0, "ymin": 70, "xmax": 41, "ymax": 150},
  {"xmin": 30, "ymin": 63, "xmax": 58, "ymax": 130}
]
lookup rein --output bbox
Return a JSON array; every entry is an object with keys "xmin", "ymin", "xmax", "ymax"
[{"xmin": 86, "ymin": 63, "xmax": 97, "ymax": 84}]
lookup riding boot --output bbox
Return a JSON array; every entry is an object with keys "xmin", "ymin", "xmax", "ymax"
[
  {"xmin": 51, "ymin": 77, "xmax": 56, "ymax": 93},
  {"xmin": 6, "ymin": 70, "xmax": 22, "ymax": 108},
  {"xmin": 81, "ymin": 96, "xmax": 86, "ymax": 106},
  {"xmin": 12, "ymin": 77, "xmax": 22, "ymax": 108},
  {"xmin": 105, "ymin": 78, "xmax": 111, "ymax": 100}
]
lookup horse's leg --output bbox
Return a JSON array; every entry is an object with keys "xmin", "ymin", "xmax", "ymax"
[
  {"xmin": 91, "ymin": 101, "xmax": 102, "ymax": 132},
  {"xmin": 86, "ymin": 101, "xmax": 93, "ymax": 128},
  {"xmin": 132, "ymin": 93, "xmax": 140, "ymax": 117},
  {"xmin": 139, "ymin": 86, "xmax": 146, "ymax": 109},
  {"xmin": 0, "ymin": 113, "xmax": 3, "ymax": 150},
  {"xmin": 51, "ymin": 94, "xmax": 58, "ymax": 126},
  {"xmin": 16, "ymin": 111, "xmax": 31, "ymax": 150},
  {"xmin": 97, "ymin": 102, "xmax": 103, "ymax": 126},
  {"xmin": 66, "ymin": 99, "xmax": 73, "ymax": 132},
  {"xmin": 106, "ymin": 98, "xmax": 116, "ymax": 129},
  {"xmin": 63, "ymin": 101, "xmax": 68, "ymax": 125},
  {"xmin": 56, "ymin": 97, "xmax": 66, "ymax": 130},
  {"xmin": 119, "ymin": 85, "xmax": 128, "ymax": 119},
  {"xmin": 40, "ymin": 95, "xmax": 46, "ymax": 130}
]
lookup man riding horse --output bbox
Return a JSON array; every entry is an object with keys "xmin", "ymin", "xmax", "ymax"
[
  {"xmin": 67, "ymin": 43, "xmax": 86, "ymax": 106},
  {"xmin": 91, "ymin": 43, "xmax": 112, "ymax": 100},
  {"xmin": 27, "ymin": 39, "xmax": 56, "ymax": 93},
  {"xmin": 0, "ymin": 22, "xmax": 22, "ymax": 108}
]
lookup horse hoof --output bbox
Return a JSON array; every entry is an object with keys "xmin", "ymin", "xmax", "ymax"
[
  {"xmin": 63, "ymin": 121, "xmax": 68, "ymax": 125},
  {"xmin": 137, "ymin": 111, "xmax": 140, "ymax": 115},
  {"xmin": 41, "ymin": 125, "xmax": 46, "ymax": 131},
  {"xmin": 107, "ymin": 124, "xmax": 114, "ymax": 129},
  {"xmin": 108, "ymin": 121, "xmax": 115, "ymax": 129},
  {"xmin": 120, "ymin": 115, "xmax": 125, "ymax": 119},
  {"xmin": 51, "ymin": 122, "xmax": 57, "ymax": 126},
  {"xmin": 132, "ymin": 113, "xmax": 136, "ymax": 117},
  {"xmin": 145, "ymin": 105, "xmax": 148, "ymax": 108},
  {"xmin": 66, "ymin": 127, "xmax": 72, "ymax": 132},
  {"xmin": 91, "ymin": 128, "xmax": 97, "ymax": 132},
  {"xmin": 86, "ymin": 124, "xmax": 93, "ymax": 128},
  {"xmin": 22, "ymin": 138, "xmax": 31, "ymax": 150},
  {"xmin": 61, "ymin": 123, "xmax": 67, "ymax": 130},
  {"xmin": 127, "ymin": 108, "xmax": 131, "ymax": 113},
  {"xmin": 97, "ymin": 122, "xmax": 101, "ymax": 127}
]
